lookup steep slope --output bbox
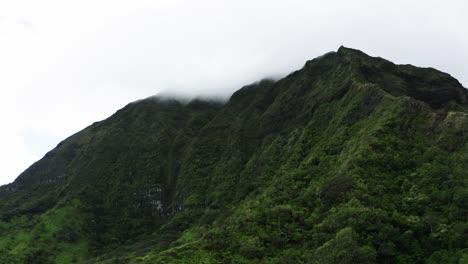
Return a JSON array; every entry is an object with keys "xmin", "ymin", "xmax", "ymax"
[{"xmin": 0, "ymin": 47, "xmax": 467, "ymax": 263}]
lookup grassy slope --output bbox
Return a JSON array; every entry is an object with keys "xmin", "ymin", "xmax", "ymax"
[{"xmin": 0, "ymin": 47, "xmax": 467, "ymax": 263}]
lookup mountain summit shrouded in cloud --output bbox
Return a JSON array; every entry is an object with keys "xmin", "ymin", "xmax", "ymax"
[
  {"xmin": 0, "ymin": 0, "xmax": 467, "ymax": 185},
  {"xmin": 0, "ymin": 47, "xmax": 467, "ymax": 263}
]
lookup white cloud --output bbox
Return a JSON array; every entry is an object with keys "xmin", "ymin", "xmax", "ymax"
[{"xmin": 0, "ymin": 0, "xmax": 466, "ymax": 185}]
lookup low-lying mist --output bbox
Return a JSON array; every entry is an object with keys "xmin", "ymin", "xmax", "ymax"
[{"xmin": 0, "ymin": 0, "xmax": 466, "ymax": 185}]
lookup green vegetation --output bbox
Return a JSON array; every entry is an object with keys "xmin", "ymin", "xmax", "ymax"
[{"xmin": 0, "ymin": 47, "xmax": 467, "ymax": 263}]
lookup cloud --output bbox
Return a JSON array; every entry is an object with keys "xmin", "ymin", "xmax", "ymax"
[{"xmin": 0, "ymin": 0, "xmax": 466, "ymax": 185}]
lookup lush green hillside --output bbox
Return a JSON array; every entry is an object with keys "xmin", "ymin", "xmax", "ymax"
[{"xmin": 0, "ymin": 47, "xmax": 467, "ymax": 263}]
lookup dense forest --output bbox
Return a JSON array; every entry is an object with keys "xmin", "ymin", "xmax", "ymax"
[{"xmin": 0, "ymin": 47, "xmax": 467, "ymax": 263}]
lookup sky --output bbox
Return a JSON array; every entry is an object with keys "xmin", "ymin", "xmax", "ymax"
[{"xmin": 0, "ymin": 0, "xmax": 466, "ymax": 185}]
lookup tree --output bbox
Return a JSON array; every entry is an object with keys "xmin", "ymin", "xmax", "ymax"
[{"xmin": 313, "ymin": 227, "xmax": 376, "ymax": 264}]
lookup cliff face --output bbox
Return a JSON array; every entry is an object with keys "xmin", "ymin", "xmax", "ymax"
[{"xmin": 0, "ymin": 47, "xmax": 467, "ymax": 263}]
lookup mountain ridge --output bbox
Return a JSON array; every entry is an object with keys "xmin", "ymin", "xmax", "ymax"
[{"xmin": 0, "ymin": 47, "xmax": 467, "ymax": 263}]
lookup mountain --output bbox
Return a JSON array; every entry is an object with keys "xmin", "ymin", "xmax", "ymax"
[{"xmin": 0, "ymin": 47, "xmax": 467, "ymax": 263}]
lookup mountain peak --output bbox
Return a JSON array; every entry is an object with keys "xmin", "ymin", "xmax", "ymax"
[
  {"xmin": 337, "ymin": 45, "xmax": 367, "ymax": 56},
  {"xmin": 329, "ymin": 46, "xmax": 467, "ymax": 109}
]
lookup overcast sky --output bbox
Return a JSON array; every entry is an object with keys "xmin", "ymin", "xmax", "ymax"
[{"xmin": 0, "ymin": 0, "xmax": 466, "ymax": 185}]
